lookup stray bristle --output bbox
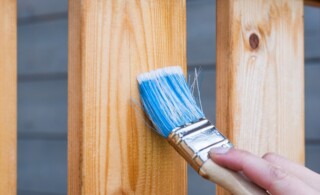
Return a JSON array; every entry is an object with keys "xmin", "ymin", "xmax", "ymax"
[{"xmin": 137, "ymin": 66, "xmax": 204, "ymax": 138}]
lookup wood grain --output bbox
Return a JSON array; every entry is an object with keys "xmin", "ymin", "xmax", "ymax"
[
  {"xmin": 0, "ymin": 0, "xmax": 17, "ymax": 194},
  {"xmin": 68, "ymin": 0, "xmax": 186, "ymax": 194},
  {"xmin": 216, "ymin": 0, "xmax": 304, "ymax": 194}
]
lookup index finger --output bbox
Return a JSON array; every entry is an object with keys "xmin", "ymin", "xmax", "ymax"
[{"xmin": 209, "ymin": 148, "xmax": 318, "ymax": 195}]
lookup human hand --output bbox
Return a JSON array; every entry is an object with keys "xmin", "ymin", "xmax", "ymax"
[{"xmin": 209, "ymin": 148, "xmax": 320, "ymax": 195}]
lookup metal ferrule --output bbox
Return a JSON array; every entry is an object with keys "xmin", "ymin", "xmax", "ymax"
[{"xmin": 167, "ymin": 118, "xmax": 233, "ymax": 172}]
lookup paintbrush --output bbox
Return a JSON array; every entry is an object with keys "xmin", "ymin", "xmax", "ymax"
[{"xmin": 137, "ymin": 66, "xmax": 267, "ymax": 195}]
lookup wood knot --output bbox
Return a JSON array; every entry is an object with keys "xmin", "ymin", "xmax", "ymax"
[{"xmin": 249, "ymin": 33, "xmax": 259, "ymax": 49}]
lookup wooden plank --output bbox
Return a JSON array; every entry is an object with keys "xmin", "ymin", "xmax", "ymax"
[
  {"xmin": 0, "ymin": 0, "xmax": 17, "ymax": 194},
  {"xmin": 18, "ymin": 140, "xmax": 67, "ymax": 194},
  {"xmin": 305, "ymin": 0, "xmax": 320, "ymax": 7},
  {"xmin": 186, "ymin": 64, "xmax": 320, "ymax": 194},
  {"xmin": 216, "ymin": 0, "xmax": 304, "ymax": 194},
  {"xmin": 15, "ymin": 1, "xmax": 320, "ymax": 76},
  {"xmin": 68, "ymin": 0, "xmax": 186, "ymax": 194},
  {"xmin": 188, "ymin": 65, "xmax": 320, "ymax": 142},
  {"xmin": 186, "ymin": 0, "xmax": 320, "ymax": 66}
]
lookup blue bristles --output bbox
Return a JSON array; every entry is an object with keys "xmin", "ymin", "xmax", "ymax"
[{"xmin": 137, "ymin": 66, "xmax": 205, "ymax": 138}]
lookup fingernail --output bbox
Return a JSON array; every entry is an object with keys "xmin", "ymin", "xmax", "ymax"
[{"xmin": 209, "ymin": 147, "xmax": 231, "ymax": 155}]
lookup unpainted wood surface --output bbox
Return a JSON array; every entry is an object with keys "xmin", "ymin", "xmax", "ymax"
[
  {"xmin": 0, "ymin": 0, "xmax": 17, "ymax": 194},
  {"xmin": 69, "ymin": 0, "xmax": 186, "ymax": 194},
  {"xmin": 17, "ymin": 1, "xmax": 320, "ymax": 73},
  {"xmin": 16, "ymin": 0, "xmax": 320, "ymax": 194},
  {"xmin": 216, "ymin": 0, "xmax": 304, "ymax": 194},
  {"xmin": 17, "ymin": 65, "xmax": 320, "ymax": 194}
]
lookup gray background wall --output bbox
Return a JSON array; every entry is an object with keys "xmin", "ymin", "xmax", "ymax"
[{"xmin": 17, "ymin": 0, "xmax": 320, "ymax": 194}]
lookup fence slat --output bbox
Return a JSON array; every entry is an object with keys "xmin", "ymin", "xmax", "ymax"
[
  {"xmin": 216, "ymin": 0, "xmax": 304, "ymax": 194},
  {"xmin": 68, "ymin": 0, "xmax": 187, "ymax": 194},
  {"xmin": 0, "ymin": 0, "xmax": 17, "ymax": 194}
]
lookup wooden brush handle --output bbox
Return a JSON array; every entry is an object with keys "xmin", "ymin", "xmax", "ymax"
[{"xmin": 199, "ymin": 159, "xmax": 268, "ymax": 195}]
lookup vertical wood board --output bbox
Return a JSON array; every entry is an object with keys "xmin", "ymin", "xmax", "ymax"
[
  {"xmin": 216, "ymin": 0, "xmax": 304, "ymax": 194},
  {"xmin": 0, "ymin": 0, "xmax": 17, "ymax": 194},
  {"xmin": 68, "ymin": 0, "xmax": 187, "ymax": 194}
]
